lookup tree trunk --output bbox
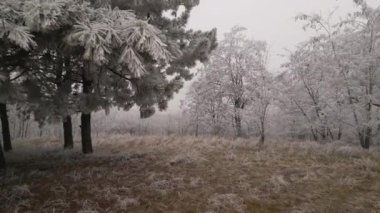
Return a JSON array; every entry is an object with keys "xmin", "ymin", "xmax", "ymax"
[
  {"xmin": 360, "ymin": 99, "xmax": 373, "ymax": 149},
  {"xmin": 0, "ymin": 140, "xmax": 5, "ymax": 169},
  {"xmin": 81, "ymin": 113, "xmax": 93, "ymax": 153},
  {"xmin": 195, "ymin": 116, "xmax": 199, "ymax": 137},
  {"xmin": 80, "ymin": 66, "xmax": 94, "ymax": 154},
  {"xmin": 234, "ymin": 115, "xmax": 242, "ymax": 137},
  {"xmin": 327, "ymin": 128, "xmax": 334, "ymax": 141},
  {"xmin": 337, "ymin": 127, "xmax": 342, "ymax": 141},
  {"xmin": 12, "ymin": 122, "xmax": 16, "ymax": 139},
  {"xmin": 24, "ymin": 121, "xmax": 29, "ymax": 138},
  {"xmin": 18, "ymin": 118, "xmax": 24, "ymax": 139},
  {"xmin": 310, "ymin": 127, "xmax": 318, "ymax": 141},
  {"xmin": 259, "ymin": 132, "xmax": 265, "ymax": 144},
  {"xmin": 360, "ymin": 127, "xmax": 371, "ymax": 150},
  {"xmin": 360, "ymin": 28, "xmax": 375, "ymax": 150},
  {"xmin": 0, "ymin": 103, "xmax": 12, "ymax": 152},
  {"xmin": 234, "ymin": 107, "xmax": 243, "ymax": 138},
  {"xmin": 259, "ymin": 118, "xmax": 266, "ymax": 145},
  {"xmin": 63, "ymin": 116, "xmax": 74, "ymax": 149}
]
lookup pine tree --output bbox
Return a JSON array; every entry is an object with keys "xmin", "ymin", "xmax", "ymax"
[
  {"xmin": 0, "ymin": 0, "xmax": 37, "ymax": 151},
  {"xmin": 26, "ymin": 44, "xmax": 79, "ymax": 150},
  {"xmin": 68, "ymin": 0, "xmax": 217, "ymax": 151},
  {"xmin": 22, "ymin": 0, "xmax": 206, "ymax": 153},
  {"xmin": 1, "ymin": 0, "xmax": 217, "ymax": 155},
  {"xmin": 111, "ymin": 0, "xmax": 217, "ymax": 118},
  {"xmin": 64, "ymin": 5, "xmax": 177, "ymax": 153},
  {"xmin": 0, "ymin": 0, "xmax": 82, "ymax": 150}
]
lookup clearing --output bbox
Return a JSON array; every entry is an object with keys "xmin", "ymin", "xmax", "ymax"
[{"xmin": 1, "ymin": 136, "xmax": 380, "ymax": 212}]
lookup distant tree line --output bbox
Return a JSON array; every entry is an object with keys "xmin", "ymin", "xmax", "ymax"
[{"xmin": 183, "ymin": 1, "xmax": 380, "ymax": 149}]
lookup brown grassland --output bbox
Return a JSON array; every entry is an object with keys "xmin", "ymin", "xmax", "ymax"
[{"xmin": 1, "ymin": 136, "xmax": 380, "ymax": 212}]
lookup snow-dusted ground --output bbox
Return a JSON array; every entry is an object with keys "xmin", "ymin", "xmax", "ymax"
[{"xmin": 1, "ymin": 136, "xmax": 380, "ymax": 212}]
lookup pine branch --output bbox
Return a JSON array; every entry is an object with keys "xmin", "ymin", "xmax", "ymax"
[
  {"xmin": 10, "ymin": 70, "xmax": 28, "ymax": 82},
  {"xmin": 106, "ymin": 66, "xmax": 133, "ymax": 81}
]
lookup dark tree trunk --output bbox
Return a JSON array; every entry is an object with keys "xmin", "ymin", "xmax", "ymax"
[
  {"xmin": 327, "ymin": 128, "xmax": 334, "ymax": 141},
  {"xmin": 63, "ymin": 116, "xmax": 74, "ymax": 149},
  {"xmin": 337, "ymin": 128, "xmax": 342, "ymax": 141},
  {"xmin": 360, "ymin": 100, "xmax": 373, "ymax": 149},
  {"xmin": 320, "ymin": 126, "xmax": 327, "ymax": 141},
  {"xmin": 0, "ymin": 103, "xmax": 12, "ymax": 152},
  {"xmin": 234, "ymin": 113, "xmax": 242, "ymax": 138},
  {"xmin": 0, "ymin": 140, "xmax": 5, "ymax": 169},
  {"xmin": 259, "ymin": 119, "xmax": 266, "ymax": 145},
  {"xmin": 80, "ymin": 68, "xmax": 93, "ymax": 154},
  {"xmin": 195, "ymin": 117, "xmax": 199, "ymax": 137},
  {"xmin": 360, "ymin": 127, "xmax": 371, "ymax": 150},
  {"xmin": 81, "ymin": 113, "xmax": 93, "ymax": 154},
  {"xmin": 311, "ymin": 128, "xmax": 318, "ymax": 141}
]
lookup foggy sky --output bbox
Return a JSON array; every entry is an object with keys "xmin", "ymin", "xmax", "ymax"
[{"xmin": 187, "ymin": 0, "xmax": 379, "ymax": 72}]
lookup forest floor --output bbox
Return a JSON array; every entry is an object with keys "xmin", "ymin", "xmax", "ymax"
[{"xmin": 1, "ymin": 136, "xmax": 380, "ymax": 213}]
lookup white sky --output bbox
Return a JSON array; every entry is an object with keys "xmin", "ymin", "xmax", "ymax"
[
  {"xmin": 125, "ymin": 0, "xmax": 380, "ymax": 117},
  {"xmin": 187, "ymin": 0, "xmax": 379, "ymax": 72}
]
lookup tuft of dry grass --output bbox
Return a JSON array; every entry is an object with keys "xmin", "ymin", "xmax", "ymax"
[{"xmin": 1, "ymin": 135, "xmax": 380, "ymax": 212}]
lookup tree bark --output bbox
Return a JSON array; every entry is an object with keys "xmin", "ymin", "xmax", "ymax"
[
  {"xmin": 18, "ymin": 118, "xmax": 24, "ymax": 139},
  {"xmin": 195, "ymin": 118, "xmax": 199, "ymax": 137},
  {"xmin": 80, "ymin": 65, "xmax": 94, "ymax": 154},
  {"xmin": 337, "ymin": 127, "xmax": 342, "ymax": 141},
  {"xmin": 259, "ymin": 119, "xmax": 266, "ymax": 145},
  {"xmin": 234, "ymin": 113, "xmax": 242, "ymax": 138},
  {"xmin": 0, "ymin": 103, "xmax": 12, "ymax": 152},
  {"xmin": 361, "ymin": 26, "xmax": 375, "ymax": 150},
  {"xmin": 0, "ymin": 140, "xmax": 5, "ymax": 169},
  {"xmin": 24, "ymin": 121, "xmax": 29, "ymax": 138},
  {"xmin": 63, "ymin": 115, "xmax": 74, "ymax": 149},
  {"xmin": 311, "ymin": 128, "xmax": 318, "ymax": 141},
  {"xmin": 360, "ymin": 86, "xmax": 373, "ymax": 149},
  {"xmin": 233, "ymin": 96, "xmax": 245, "ymax": 138},
  {"xmin": 360, "ymin": 127, "xmax": 372, "ymax": 150},
  {"xmin": 81, "ymin": 113, "xmax": 93, "ymax": 153}
]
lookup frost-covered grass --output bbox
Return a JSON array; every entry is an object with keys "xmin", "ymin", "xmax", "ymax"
[{"xmin": 1, "ymin": 135, "xmax": 380, "ymax": 212}]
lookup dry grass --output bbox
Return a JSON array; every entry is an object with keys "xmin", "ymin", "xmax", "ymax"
[{"xmin": 1, "ymin": 136, "xmax": 380, "ymax": 212}]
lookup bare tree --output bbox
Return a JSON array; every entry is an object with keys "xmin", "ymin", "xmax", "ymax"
[
  {"xmin": 282, "ymin": 2, "xmax": 380, "ymax": 148},
  {"xmin": 183, "ymin": 26, "xmax": 269, "ymax": 138}
]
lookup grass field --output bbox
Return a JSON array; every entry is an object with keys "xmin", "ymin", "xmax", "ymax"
[{"xmin": 1, "ymin": 136, "xmax": 380, "ymax": 212}]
